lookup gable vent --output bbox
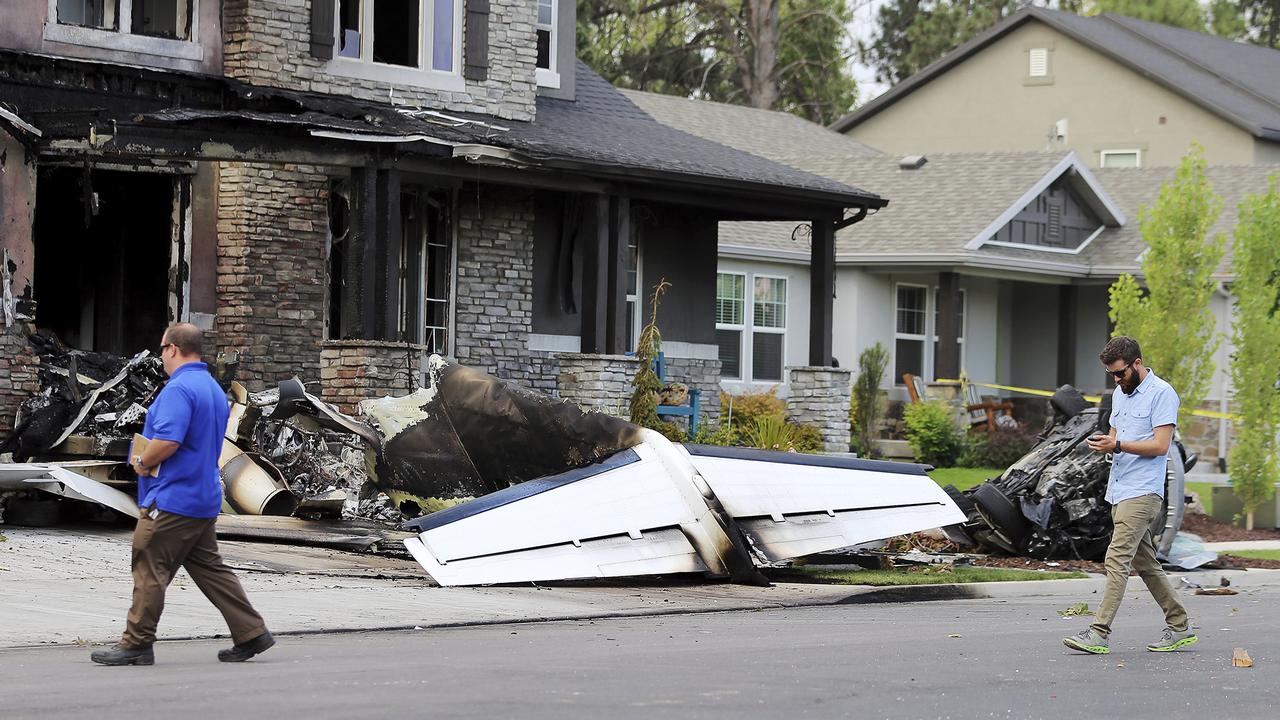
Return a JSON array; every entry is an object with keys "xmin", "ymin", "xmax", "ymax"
[{"xmin": 1029, "ymin": 48, "xmax": 1048, "ymax": 77}]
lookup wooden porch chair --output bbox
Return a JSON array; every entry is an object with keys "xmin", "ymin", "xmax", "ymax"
[{"xmin": 964, "ymin": 381, "xmax": 1014, "ymax": 432}]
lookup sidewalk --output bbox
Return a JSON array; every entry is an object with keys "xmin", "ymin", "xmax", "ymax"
[{"xmin": 4, "ymin": 526, "xmax": 1279, "ymax": 649}]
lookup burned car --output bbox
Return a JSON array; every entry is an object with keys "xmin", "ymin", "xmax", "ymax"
[{"xmin": 942, "ymin": 385, "xmax": 1194, "ymax": 561}]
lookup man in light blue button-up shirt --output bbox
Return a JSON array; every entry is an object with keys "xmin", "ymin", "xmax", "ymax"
[{"xmin": 1062, "ymin": 336, "xmax": 1194, "ymax": 656}]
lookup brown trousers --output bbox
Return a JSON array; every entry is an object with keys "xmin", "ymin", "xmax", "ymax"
[
  {"xmin": 1090, "ymin": 493, "xmax": 1189, "ymax": 638},
  {"xmin": 122, "ymin": 510, "xmax": 267, "ymax": 649}
]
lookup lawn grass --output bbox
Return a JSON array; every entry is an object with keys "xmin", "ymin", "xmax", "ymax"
[
  {"xmin": 1186, "ymin": 481, "xmax": 1216, "ymax": 517},
  {"xmin": 799, "ymin": 566, "xmax": 1087, "ymax": 586},
  {"xmin": 928, "ymin": 467, "xmax": 1004, "ymax": 492},
  {"xmin": 1221, "ymin": 549, "xmax": 1280, "ymax": 560}
]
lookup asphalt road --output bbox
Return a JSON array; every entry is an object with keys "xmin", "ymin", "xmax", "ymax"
[{"xmin": 3, "ymin": 587, "xmax": 1276, "ymax": 720}]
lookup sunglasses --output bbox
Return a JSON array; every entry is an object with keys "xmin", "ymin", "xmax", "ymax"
[{"xmin": 1107, "ymin": 362, "xmax": 1133, "ymax": 380}]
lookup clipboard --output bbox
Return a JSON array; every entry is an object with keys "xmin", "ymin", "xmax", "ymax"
[{"xmin": 130, "ymin": 434, "xmax": 162, "ymax": 478}]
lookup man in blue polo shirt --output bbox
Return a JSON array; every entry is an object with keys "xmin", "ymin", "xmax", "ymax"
[
  {"xmin": 92, "ymin": 323, "xmax": 274, "ymax": 666},
  {"xmin": 1062, "ymin": 335, "xmax": 1194, "ymax": 655}
]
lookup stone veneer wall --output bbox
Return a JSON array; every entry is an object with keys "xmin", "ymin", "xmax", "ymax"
[
  {"xmin": 0, "ymin": 327, "xmax": 40, "ymax": 436},
  {"xmin": 557, "ymin": 354, "xmax": 638, "ymax": 418},
  {"xmin": 216, "ymin": 162, "xmax": 329, "ymax": 390},
  {"xmin": 319, "ymin": 340, "xmax": 426, "ymax": 414},
  {"xmin": 787, "ymin": 366, "xmax": 852, "ymax": 453},
  {"xmin": 222, "ymin": 0, "xmax": 537, "ymax": 121},
  {"xmin": 661, "ymin": 356, "xmax": 722, "ymax": 430},
  {"xmin": 453, "ymin": 184, "xmax": 558, "ymax": 390}
]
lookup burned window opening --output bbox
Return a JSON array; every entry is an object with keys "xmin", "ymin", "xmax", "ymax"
[
  {"xmin": 338, "ymin": 0, "xmax": 362, "ymax": 58},
  {"xmin": 33, "ymin": 168, "xmax": 183, "ymax": 356},
  {"xmin": 328, "ymin": 182, "xmax": 452, "ymax": 352},
  {"xmin": 57, "ymin": 0, "xmax": 118, "ymax": 30},
  {"xmin": 372, "ymin": 0, "xmax": 420, "ymax": 67},
  {"xmin": 131, "ymin": 0, "xmax": 193, "ymax": 41}
]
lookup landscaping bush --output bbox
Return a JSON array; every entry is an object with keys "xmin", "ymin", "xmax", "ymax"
[
  {"xmin": 958, "ymin": 424, "xmax": 1038, "ymax": 469},
  {"xmin": 720, "ymin": 388, "xmax": 787, "ymax": 445},
  {"xmin": 743, "ymin": 415, "xmax": 823, "ymax": 453},
  {"xmin": 903, "ymin": 400, "xmax": 963, "ymax": 467},
  {"xmin": 851, "ymin": 343, "xmax": 889, "ymax": 457}
]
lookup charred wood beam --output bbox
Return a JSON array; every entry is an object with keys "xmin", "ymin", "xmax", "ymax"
[
  {"xmin": 376, "ymin": 168, "xmax": 402, "ymax": 340},
  {"xmin": 808, "ymin": 220, "xmax": 836, "ymax": 367},
  {"xmin": 936, "ymin": 271, "xmax": 961, "ymax": 381}
]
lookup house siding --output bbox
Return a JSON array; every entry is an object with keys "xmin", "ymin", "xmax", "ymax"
[{"xmin": 847, "ymin": 21, "xmax": 1258, "ymax": 167}]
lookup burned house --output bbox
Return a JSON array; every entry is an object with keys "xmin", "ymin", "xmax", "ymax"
[{"xmin": 0, "ymin": 1, "xmax": 883, "ymax": 446}]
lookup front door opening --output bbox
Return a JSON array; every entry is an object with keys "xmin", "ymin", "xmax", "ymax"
[{"xmin": 33, "ymin": 167, "xmax": 181, "ymax": 355}]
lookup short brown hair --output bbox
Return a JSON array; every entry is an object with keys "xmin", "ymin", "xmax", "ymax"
[
  {"xmin": 164, "ymin": 323, "xmax": 204, "ymax": 357},
  {"xmin": 1099, "ymin": 335, "xmax": 1141, "ymax": 365}
]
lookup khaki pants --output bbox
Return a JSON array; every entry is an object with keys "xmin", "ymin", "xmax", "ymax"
[
  {"xmin": 1090, "ymin": 493, "xmax": 1188, "ymax": 638},
  {"xmin": 121, "ymin": 510, "xmax": 267, "ymax": 649}
]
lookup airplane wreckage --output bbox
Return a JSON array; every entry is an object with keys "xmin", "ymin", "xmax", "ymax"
[{"xmin": 0, "ymin": 339, "xmax": 965, "ymax": 586}]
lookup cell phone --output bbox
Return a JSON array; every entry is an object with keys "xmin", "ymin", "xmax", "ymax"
[{"xmin": 1088, "ymin": 434, "xmax": 1105, "ymax": 442}]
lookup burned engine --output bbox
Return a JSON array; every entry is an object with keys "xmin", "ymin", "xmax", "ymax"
[{"xmin": 943, "ymin": 385, "xmax": 1192, "ymax": 561}]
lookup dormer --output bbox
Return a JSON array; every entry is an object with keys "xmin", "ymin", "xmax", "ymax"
[{"xmin": 534, "ymin": 0, "xmax": 575, "ymax": 100}]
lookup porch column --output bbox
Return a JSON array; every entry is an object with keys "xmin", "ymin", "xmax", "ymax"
[
  {"xmin": 808, "ymin": 219, "xmax": 835, "ymax": 366},
  {"xmin": 936, "ymin": 271, "xmax": 961, "ymax": 380},
  {"xmin": 605, "ymin": 196, "xmax": 629, "ymax": 354},
  {"xmin": 580, "ymin": 194, "xmax": 609, "ymax": 352},
  {"xmin": 1057, "ymin": 285, "xmax": 1077, "ymax": 387}
]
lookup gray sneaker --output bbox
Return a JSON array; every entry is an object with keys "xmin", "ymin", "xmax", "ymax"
[
  {"xmin": 1147, "ymin": 627, "xmax": 1197, "ymax": 652},
  {"xmin": 1063, "ymin": 628, "xmax": 1110, "ymax": 654}
]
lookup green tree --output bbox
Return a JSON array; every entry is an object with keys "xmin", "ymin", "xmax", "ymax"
[
  {"xmin": 851, "ymin": 342, "xmax": 890, "ymax": 457},
  {"xmin": 1233, "ymin": 0, "xmax": 1280, "ymax": 46},
  {"xmin": 860, "ymin": 0, "xmax": 1022, "ymax": 85},
  {"xmin": 1091, "ymin": 0, "xmax": 1206, "ymax": 29},
  {"xmin": 578, "ymin": 0, "xmax": 858, "ymax": 124},
  {"xmin": 1108, "ymin": 145, "xmax": 1226, "ymax": 431},
  {"xmin": 1228, "ymin": 176, "xmax": 1280, "ymax": 529}
]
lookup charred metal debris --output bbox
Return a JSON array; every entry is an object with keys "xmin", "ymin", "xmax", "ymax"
[{"xmin": 942, "ymin": 385, "xmax": 1198, "ymax": 564}]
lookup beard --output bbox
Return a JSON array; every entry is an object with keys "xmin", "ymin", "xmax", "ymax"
[{"xmin": 1119, "ymin": 371, "xmax": 1139, "ymax": 394}]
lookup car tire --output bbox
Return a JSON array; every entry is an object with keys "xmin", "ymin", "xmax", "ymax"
[{"xmin": 973, "ymin": 482, "xmax": 1030, "ymax": 545}]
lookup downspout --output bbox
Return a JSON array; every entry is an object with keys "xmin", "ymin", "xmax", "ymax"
[{"xmin": 1216, "ymin": 282, "xmax": 1231, "ymax": 471}]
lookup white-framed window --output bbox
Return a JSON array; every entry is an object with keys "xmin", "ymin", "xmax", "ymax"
[
  {"xmin": 716, "ymin": 271, "xmax": 788, "ymax": 383},
  {"xmin": 715, "ymin": 272, "xmax": 746, "ymax": 380},
  {"xmin": 931, "ymin": 287, "xmax": 967, "ymax": 378},
  {"xmin": 45, "ymin": 0, "xmax": 203, "ymax": 60},
  {"xmin": 1100, "ymin": 150, "xmax": 1141, "ymax": 168},
  {"xmin": 625, "ymin": 233, "xmax": 642, "ymax": 352},
  {"xmin": 1028, "ymin": 47, "xmax": 1049, "ymax": 77},
  {"xmin": 751, "ymin": 275, "xmax": 787, "ymax": 382},
  {"xmin": 894, "ymin": 283, "xmax": 927, "ymax": 385},
  {"xmin": 535, "ymin": 0, "xmax": 560, "ymax": 88},
  {"xmin": 332, "ymin": 0, "xmax": 463, "ymax": 89}
]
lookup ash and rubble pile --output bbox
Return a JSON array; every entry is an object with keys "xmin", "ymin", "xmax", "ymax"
[
  {"xmin": 0, "ymin": 332, "xmax": 165, "ymax": 461},
  {"xmin": 943, "ymin": 385, "xmax": 1191, "ymax": 562}
]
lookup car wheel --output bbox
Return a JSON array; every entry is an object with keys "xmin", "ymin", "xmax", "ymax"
[{"xmin": 973, "ymin": 482, "xmax": 1030, "ymax": 547}]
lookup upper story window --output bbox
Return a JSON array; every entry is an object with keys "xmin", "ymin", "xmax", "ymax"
[
  {"xmin": 46, "ymin": 0, "xmax": 202, "ymax": 60},
  {"xmin": 1100, "ymin": 150, "xmax": 1141, "ymax": 168},
  {"xmin": 335, "ymin": 0, "xmax": 460, "ymax": 74},
  {"xmin": 536, "ymin": 0, "xmax": 559, "ymax": 88}
]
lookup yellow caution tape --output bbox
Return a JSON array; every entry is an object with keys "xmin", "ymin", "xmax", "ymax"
[{"xmin": 934, "ymin": 379, "xmax": 1241, "ymax": 421}]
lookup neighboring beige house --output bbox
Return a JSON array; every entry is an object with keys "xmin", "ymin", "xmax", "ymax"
[{"xmin": 831, "ymin": 7, "xmax": 1280, "ymax": 168}]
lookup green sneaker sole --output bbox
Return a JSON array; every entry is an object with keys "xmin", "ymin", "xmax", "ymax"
[
  {"xmin": 1148, "ymin": 636, "xmax": 1197, "ymax": 652},
  {"xmin": 1063, "ymin": 638, "xmax": 1110, "ymax": 654}
]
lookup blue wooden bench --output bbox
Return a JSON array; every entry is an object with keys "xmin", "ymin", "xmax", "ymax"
[{"xmin": 652, "ymin": 352, "xmax": 701, "ymax": 435}]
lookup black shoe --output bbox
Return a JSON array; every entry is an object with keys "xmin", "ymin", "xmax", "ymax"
[
  {"xmin": 218, "ymin": 631, "xmax": 275, "ymax": 662},
  {"xmin": 91, "ymin": 644, "xmax": 155, "ymax": 666}
]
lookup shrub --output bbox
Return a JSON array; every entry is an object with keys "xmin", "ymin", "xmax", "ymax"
[
  {"xmin": 959, "ymin": 425, "xmax": 1037, "ymax": 469},
  {"xmin": 720, "ymin": 388, "xmax": 787, "ymax": 446},
  {"xmin": 791, "ymin": 423, "xmax": 824, "ymax": 453},
  {"xmin": 743, "ymin": 415, "xmax": 823, "ymax": 453},
  {"xmin": 690, "ymin": 423, "xmax": 734, "ymax": 446},
  {"xmin": 851, "ymin": 343, "xmax": 889, "ymax": 457},
  {"xmin": 903, "ymin": 401, "xmax": 962, "ymax": 467}
]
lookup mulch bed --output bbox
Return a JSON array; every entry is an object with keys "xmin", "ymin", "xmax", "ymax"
[{"xmin": 1179, "ymin": 512, "xmax": 1280, "ymax": 542}]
